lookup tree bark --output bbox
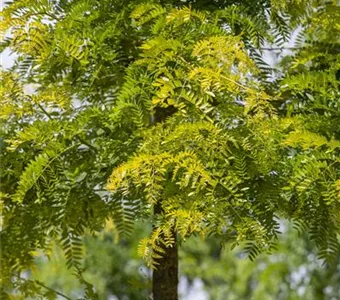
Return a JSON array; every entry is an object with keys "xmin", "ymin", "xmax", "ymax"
[
  {"xmin": 152, "ymin": 202, "xmax": 178, "ymax": 300},
  {"xmin": 151, "ymin": 106, "xmax": 179, "ymax": 300}
]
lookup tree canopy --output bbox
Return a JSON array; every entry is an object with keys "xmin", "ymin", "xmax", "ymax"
[{"xmin": 1, "ymin": 0, "xmax": 340, "ymax": 298}]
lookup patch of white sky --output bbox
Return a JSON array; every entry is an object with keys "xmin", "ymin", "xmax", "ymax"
[
  {"xmin": 262, "ymin": 27, "xmax": 301, "ymax": 68},
  {"xmin": 0, "ymin": 0, "xmax": 56, "ymax": 71},
  {"xmin": 0, "ymin": 0, "xmax": 17, "ymax": 69}
]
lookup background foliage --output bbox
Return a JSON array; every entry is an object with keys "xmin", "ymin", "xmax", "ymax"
[{"xmin": 29, "ymin": 221, "xmax": 340, "ymax": 300}]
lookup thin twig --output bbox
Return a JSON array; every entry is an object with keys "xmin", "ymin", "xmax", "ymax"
[
  {"xmin": 29, "ymin": 11, "xmax": 60, "ymax": 21},
  {"xmin": 35, "ymin": 280, "xmax": 73, "ymax": 300},
  {"xmin": 259, "ymin": 47, "xmax": 299, "ymax": 51},
  {"xmin": 37, "ymin": 103, "xmax": 53, "ymax": 120}
]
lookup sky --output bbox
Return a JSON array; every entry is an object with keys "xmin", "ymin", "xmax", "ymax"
[{"xmin": 1, "ymin": 0, "xmax": 15, "ymax": 69}]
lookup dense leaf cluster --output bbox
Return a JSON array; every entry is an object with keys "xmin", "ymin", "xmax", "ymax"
[{"xmin": 1, "ymin": 0, "xmax": 340, "ymax": 298}]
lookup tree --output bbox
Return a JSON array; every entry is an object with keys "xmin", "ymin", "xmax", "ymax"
[{"xmin": 1, "ymin": 0, "xmax": 340, "ymax": 299}]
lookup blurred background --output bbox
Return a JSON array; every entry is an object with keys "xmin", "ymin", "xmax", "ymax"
[{"xmin": 30, "ymin": 220, "xmax": 340, "ymax": 300}]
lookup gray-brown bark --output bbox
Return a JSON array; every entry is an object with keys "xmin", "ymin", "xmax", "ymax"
[
  {"xmin": 152, "ymin": 233, "xmax": 178, "ymax": 300},
  {"xmin": 152, "ymin": 202, "xmax": 178, "ymax": 300}
]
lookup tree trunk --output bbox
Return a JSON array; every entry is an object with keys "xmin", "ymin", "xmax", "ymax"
[
  {"xmin": 151, "ymin": 107, "xmax": 179, "ymax": 300},
  {"xmin": 152, "ymin": 202, "xmax": 178, "ymax": 300},
  {"xmin": 152, "ymin": 233, "xmax": 178, "ymax": 300}
]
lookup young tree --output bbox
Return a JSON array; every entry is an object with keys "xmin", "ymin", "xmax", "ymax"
[{"xmin": 1, "ymin": 0, "xmax": 339, "ymax": 299}]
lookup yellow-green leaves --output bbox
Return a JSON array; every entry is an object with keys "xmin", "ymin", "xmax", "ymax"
[
  {"xmin": 0, "ymin": 71, "xmax": 72, "ymax": 121},
  {"xmin": 166, "ymin": 6, "xmax": 207, "ymax": 25},
  {"xmin": 139, "ymin": 37, "xmax": 182, "ymax": 62},
  {"xmin": 107, "ymin": 151, "xmax": 214, "ymax": 205},
  {"xmin": 284, "ymin": 131, "xmax": 340, "ymax": 150},
  {"xmin": 131, "ymin": 3, "xmax": 166, "ymax": 27},
  {"xmin": 12, "ymin": 152, "xmax": 52, "ymax": 203},
  {"xmin": 192, "ymin": 36, "xmax": 253, "ymax": 71}
]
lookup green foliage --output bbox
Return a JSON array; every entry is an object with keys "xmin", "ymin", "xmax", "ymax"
[
  {"xmin": 23, "ymin": 224, "xmax": 150, "ymax": 300},
  {"xmin": 27, "ymin": 221, "xmax": 340, "ymax": 299},
  {"xmin": 1, "ymin": 0, "xmax": 340, "ymax": 298},
  {"xmin": 181, "ymin": 222, "xmax": 340, "ymax": 300}
]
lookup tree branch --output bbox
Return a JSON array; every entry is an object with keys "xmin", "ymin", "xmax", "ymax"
[
  {"xmin": 37, "ymin": 103, "xmax": 53, "ymax": 120},
  {"xmin": 259, "ymin": 47, "xmax": 299, "ymax": 51},
  {"xmin": 35, "ymin": 280, "xmax": 73, "ymax": 300}
]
